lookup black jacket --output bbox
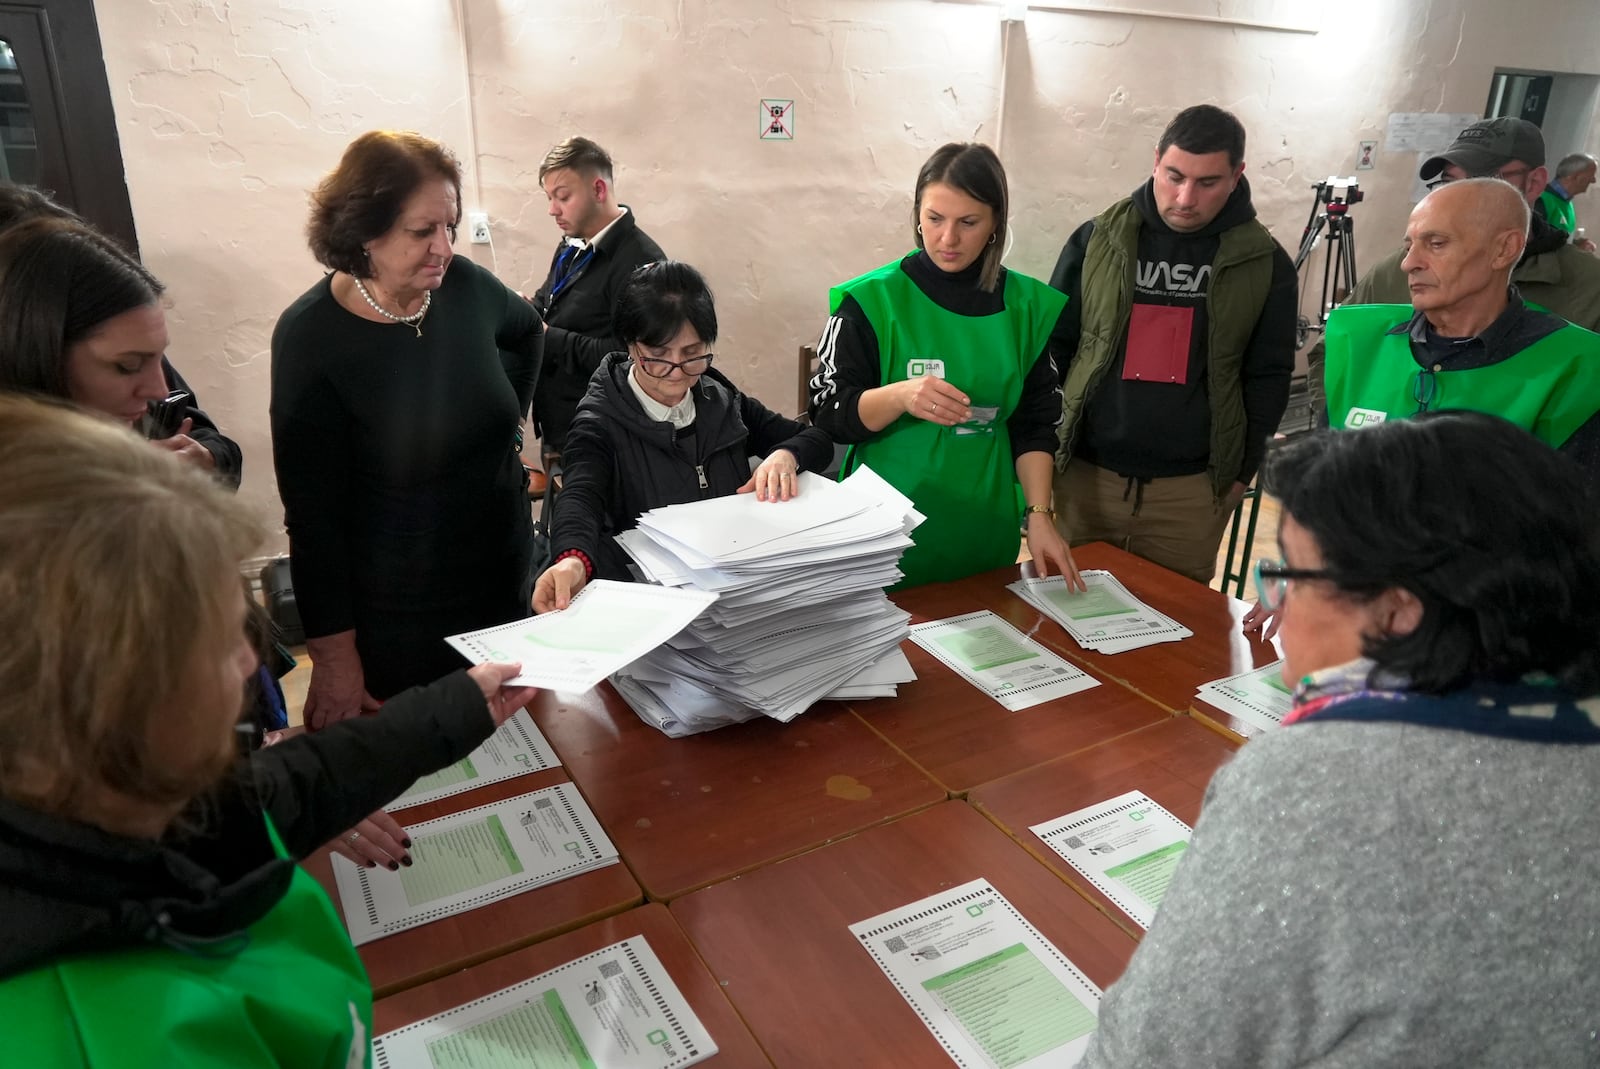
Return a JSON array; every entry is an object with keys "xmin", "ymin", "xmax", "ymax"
[
  {"xmin": 551, "ymin": 353, "xmax": 835, "ymax": 581},
  {"xmin": 1049, "ymin": 178, "xmax": 1297, "ymax": 484},
  {"xmin": 532, "ymin": 208, "xmax": 666, "ymax": 450},
  {"xmin": 0, "ymin": 671, "xmax": 492, "ymax": 979}
]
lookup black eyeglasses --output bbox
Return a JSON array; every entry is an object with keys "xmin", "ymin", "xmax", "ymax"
[
  {"xmin": 1413, "ymin": 366, "xmax": 1437, "ymax": 412},
  {"xmin": 637, "ymin": 352, "xmax": 714, "ymax": 378},
  {"xmin": 1425, "ymin": 164, "xmax": 1531, "ymax": 192},
  {"xmin": 1253, "ymin": 558, "xmax": 1342, "ymax": 611}
]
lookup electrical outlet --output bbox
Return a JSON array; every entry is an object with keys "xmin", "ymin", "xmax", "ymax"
[{"xmin": 467, "ymin": 211, "xmax": 491, "ymax": 245}]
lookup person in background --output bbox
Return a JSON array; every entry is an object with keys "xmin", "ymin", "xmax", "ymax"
[
  {"xmin": 0, "ymin": 202, "xmax": 239, "ymax": 485},
  {"xmin": 1083, "ymin": 411, "xmax": 1600, "ymax": 1067},
  {"xmin": 810, "ymin": 142, "xmax": 1078, "ymax": 590},
  {"xmin": 1349, "ymin": 118, "xmax": 1600, "ymax": 330},
  {"xmin": 531, "ymin": 136, "xmax": 666, "ymax": 480},
  {"xmin": 272, "ymin": 130, "xmax": 544, "ymax": 727},
  {"xmin": 534, "ymin": 260, "xmax": 832, "ymax": 612},
  {"xmin": 1047, "ymin": 104, "xmax": 1296, "ymax": 584},
  {"xmin": 0, "ymin": 395, "xmax": 538, "ymax": 1066},
  {"xmin": 1537, "ymin": 151, "xmax": 1597, "ymax": 250}
]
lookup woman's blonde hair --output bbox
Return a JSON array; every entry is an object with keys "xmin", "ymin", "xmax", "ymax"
[{"xmin": 0, "ymin": 396, "xmax": 261, "ymax": 818}]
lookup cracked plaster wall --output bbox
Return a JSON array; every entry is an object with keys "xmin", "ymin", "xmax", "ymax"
[{"xmin": 96, "ymin": 0, "xmax": 1600, "ymax": 553}]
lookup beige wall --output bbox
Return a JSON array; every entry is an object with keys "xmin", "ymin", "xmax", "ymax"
[{"xmin": 95, "ymin": 0, "xmax": 1600, "ymax": 552}]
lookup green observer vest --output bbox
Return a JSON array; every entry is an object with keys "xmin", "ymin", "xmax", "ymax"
[
  {"xmin": 1324, "ymin": 303, "xmax": 1600, "ymax": 448},
  {"xmin": 3, "ymin": 816, "xmax": 372, "ymax": 1069},
  {"xmin": 831, "ymin": 258, "xmax": 1067, "ymax": 589},
  {"xmin": 1056, "ymin": 198, "xmax": 1276, "ymax": 499},
  {"xmin": 1538, "ymin": 189, "xmax": 1578, "ymax": 235}
]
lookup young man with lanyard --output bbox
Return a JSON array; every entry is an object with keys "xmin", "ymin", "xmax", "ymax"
[
  {"xmin": 531, "ymin": 137, "xmax": 665, "ymax": 474},
  {"xmin": 1048, "ymin": 104, "xmax": 1296, "ymax": 583},
  {"xmin": 1322, "ymin": 176, "xmax": 1600, "ymax": 490}
]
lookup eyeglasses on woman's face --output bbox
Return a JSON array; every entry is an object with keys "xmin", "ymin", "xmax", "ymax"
[
  {"xmin": 636, "ymin": 348, "xmax": 714, "ymax": 379},
  {"xmin": 1253, "ymin": 557, "xmax": 1342, "ymax": 612}
]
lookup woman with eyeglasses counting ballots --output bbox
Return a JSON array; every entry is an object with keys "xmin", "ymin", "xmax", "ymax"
[
  {"xmin": 272, "ymin": 131, "xmax": 545, "ymax": 729},
  {"xmin": 532, "ymin": 260, "xmax": 834, "ymax": 612},
  {"xmin": 808, "ymin": 142, "xmax": 1081, "ymax": 591},
  {"xmin": 0, "ymin": 395, "xmax": 539, "ymax": 1068},
  {"xmin": 1080, "ymin": 411, "xmax": 1600, "ymax": 1069}
]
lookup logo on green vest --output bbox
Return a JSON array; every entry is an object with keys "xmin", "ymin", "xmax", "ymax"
[
  {"xmin": 1345, "ymin": 407, "xmax": 1388, "ymax": 429},
  {"xmin": 907, "ymin": 358, "xmax": 946, "ymax": 379}
]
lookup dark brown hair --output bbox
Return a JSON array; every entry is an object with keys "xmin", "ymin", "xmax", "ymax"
[
  {"xmin": 913, "ymin": 143, "xmax": 1008, "ymax": 292},
  {"xmin": 306, "ymin": 130, "xmax": 463, "ymax": 278},
  {"xmin": 538, "ymin": 136, "xmax": 615, "ymax": 185},
  {"xmin": 0, "ymin": 217, "xmax": 165, "ymax": 399}
]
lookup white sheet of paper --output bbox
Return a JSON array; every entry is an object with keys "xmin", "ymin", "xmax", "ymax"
[
  {"xmin": 370, "ymin": 935, "xmax": 718, "ymax": 1069},
  {"xmin": 909, "ymin": 610, "xmax": 1099, "ymax": 711},
  {"xmin": 851, "ymin": 878, "xmax": 1103, "ymax": 1068},
  {"xmin": 445, "ymin": 580, "xmax": 716, "ymax": 691},
  {"xmin": 1009, "ymin": 572, "xmax": 1192, "ymax": 654},
  {"xmin": 1030, "ymin": 791, "xmax": 1193, "ymax": 930},
  {"xmin": 389, "ymin": 709, "xmax": 560, "ymax": 811},
  {"xmin": 332, "ymin": 783, "xmax": 618, "ymax": 945},
  {"xmin": 1196, "ymin": 660, "xmax": 1294, "ymax": 732}
]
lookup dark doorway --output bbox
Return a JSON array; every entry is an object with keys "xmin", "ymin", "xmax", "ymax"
[{"xmin": 0, "ymin": 0, "xmax": 137, "ymax": 252}]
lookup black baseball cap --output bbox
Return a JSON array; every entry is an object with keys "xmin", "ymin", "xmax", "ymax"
[{"xmin": 1419, "ymin": 117, "xmax": 1545, "ymax": 180}]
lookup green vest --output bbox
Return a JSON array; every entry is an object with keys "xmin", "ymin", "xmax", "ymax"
[
  {"xmin": 3, "ymin": 817, "xmax": 372, "ymax": 1068},
  {"xmin": 1324, "ymin": 303, "xmax": 1600, "ymax": 448},
  {"xmin": 1057, "ymin": 197, "xmax": 1276, "ymax": 499},
  {"xmin": 1538, "ymin": 189, "xmax": 1578, "ymax": 235},
  {"xmin": 831, "ymin": 257, "xmax": 1066, "ymax": 589}
]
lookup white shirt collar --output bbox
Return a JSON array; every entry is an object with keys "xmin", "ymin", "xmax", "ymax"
[
  {"xmin": 627, "ymin": 363, "xmax": 697, "ymax": 429},
  {"xmin": 569, "ymin": 205, "xmax": 629, "ymax": 251}
]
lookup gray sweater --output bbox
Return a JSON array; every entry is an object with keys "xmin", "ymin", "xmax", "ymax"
[{"xmin": 1081, "ymin": 719, "xmax": 1600, "ymax": 1067}]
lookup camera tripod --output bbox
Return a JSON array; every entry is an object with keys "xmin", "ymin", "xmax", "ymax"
[{"xmin": 1293, "ymin": 178, "xmax": 1361, "ymax": 346}]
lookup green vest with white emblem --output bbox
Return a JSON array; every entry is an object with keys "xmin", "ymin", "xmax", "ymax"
[{"xmin": 831, "ymin": 258, "xmax": 1066, "ymax": 589}]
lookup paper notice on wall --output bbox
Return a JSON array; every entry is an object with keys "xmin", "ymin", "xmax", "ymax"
[
  {"xmin": 1384, "ymin": 112, "xmax": 1478, "ymax": 152},
  {"xmin": 851, "ymin": 879, "xmax": 1103, "ymax": 1067}
]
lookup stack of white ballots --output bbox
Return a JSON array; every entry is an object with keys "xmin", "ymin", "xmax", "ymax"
[
  {"xmin": 610, "ymin": 465, "xmax": 923, "ymax": 736},
  {"xmin": 1007, "ymin": 570, "xmax": 1193, "ymax": 653}
]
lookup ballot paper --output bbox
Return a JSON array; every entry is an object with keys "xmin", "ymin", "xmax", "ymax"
[
  {"xmin": 851, "ymin": 879, "xmax": 1103, "ymax": 1068},
  {"xmin": 370, "ymin": 935, "xmax": 718, "ymax": 1069},
  {"xmin": 610, "ymin": 464, "xmax": 921, "ymax": 735},
  {"xmin": 332, "ymin": 783, "xmax": 617, "ymax": 945},
  {"xmin": 908, "ymin": 611, "xmax": 1099, "ymax": 712},
  {"xmin": 1008, "ymin": 571, "xmax": 1193, "ymax": 654},
  {"xmin": 388, "ymin": 709, "xmax": 560, "ymax": 811},
  {"xmin": 445, "ymin": 580, "xmax": 716, "ymax": 691},
  {"xmin": 1030, "ymin": 791, "xmax": 1193, "ymax": 930},
  {"xmin": 1195, "ymin": 661, "xmax": 1294, "ymax": 732}
]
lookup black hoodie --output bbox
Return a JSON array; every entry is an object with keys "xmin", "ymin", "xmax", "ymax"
[
  {"xmin": 1049, "ymin": 177, "xmax": 1298, "ymax": 484},
  {"xmin": 551, "ymin": 353, "xmax": 834, "ymax": 581}
]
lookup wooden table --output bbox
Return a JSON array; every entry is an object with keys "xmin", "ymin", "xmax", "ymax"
[
  {"xmin": 673, "ymin": 800, "xmax": 1136, "ymax": 1067},
  {"xmin": 954, "ymin": 544, "xmax": 1279, "ymax": 713},
  {"xmin": 304, "ymin": 771, "xmax": 643, "ymax": 998},
  {"xmin": 529, "ymin": 683, "xmax": 946, "ymax": 901},
  {"xmin": 859, "ymin": 577, "xmax": 1171, "ymax": 793},
  {"xmin": 372, "ymin": 902, "xmax": 772, "ymax": 1066},
  {"xmin": 969, "ymin": 717, "xmax": 1240, "ymax": 937}
]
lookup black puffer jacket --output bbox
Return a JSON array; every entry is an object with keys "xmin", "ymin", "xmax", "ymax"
[{"xmin": 550, "ymin": 353, "xmax": 834, "ymax": 581}]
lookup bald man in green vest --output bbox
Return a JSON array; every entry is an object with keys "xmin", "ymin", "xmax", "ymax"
[{"xmin": 1323, "ymin": 177, "xmax": 1600, "ymax": 473}]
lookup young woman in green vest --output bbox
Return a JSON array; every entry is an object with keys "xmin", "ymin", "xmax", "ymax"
[
  {"xmin": 809, "ymin": 142, "xmax": 1083, "ymax": 590},
  {"xmin": 0, "ymin": 397, "xmax": 537, "ymax": 1067}
]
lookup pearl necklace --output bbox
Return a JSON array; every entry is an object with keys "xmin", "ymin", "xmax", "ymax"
[{"xmin": 353, "ymin": 276, "xmax": 431, "ymax": 337}]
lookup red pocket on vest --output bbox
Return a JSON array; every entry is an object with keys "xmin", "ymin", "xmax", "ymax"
[{"xmin": 1122, "ymin": 303, "xmax": 1193, "ymax": 384}]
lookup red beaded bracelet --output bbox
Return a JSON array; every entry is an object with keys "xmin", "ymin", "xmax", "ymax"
[{"xmin": 553, "ymin": 548, "xmax": 594, "ymax": 581}]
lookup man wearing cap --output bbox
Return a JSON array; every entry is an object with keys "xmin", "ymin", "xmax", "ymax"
[
  {"xmin": 1324, "ymin": 177, "xmax": 1600, "ymax": 477},
  {"xmin": 1537, "ymin": 152, "xmax": 1598, "ymax": 252},
  {"xmin": 1348, "ymin": 117, "xmax": 1600, "ymax": 330}
]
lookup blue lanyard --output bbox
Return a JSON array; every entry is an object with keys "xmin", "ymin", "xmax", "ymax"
[{"xmin": 549, "ymin": 243, "xmax": 596, "ymax": 300}]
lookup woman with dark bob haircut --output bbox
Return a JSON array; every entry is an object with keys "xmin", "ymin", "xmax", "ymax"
[
  {"xmin": 532, "ymin": 260, "xmax": 832, "ymax": 611},
  {"xmin": 807, "ymin": 142, "xmax": 1079, "ymax": 589},
  {"xmin": 272, "ymin": 131, "xmax": 544, "ymax": 728},
  {"xmin": 1081, "ymin": 411, "xmax": 1600, "ymax": 1067}
]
